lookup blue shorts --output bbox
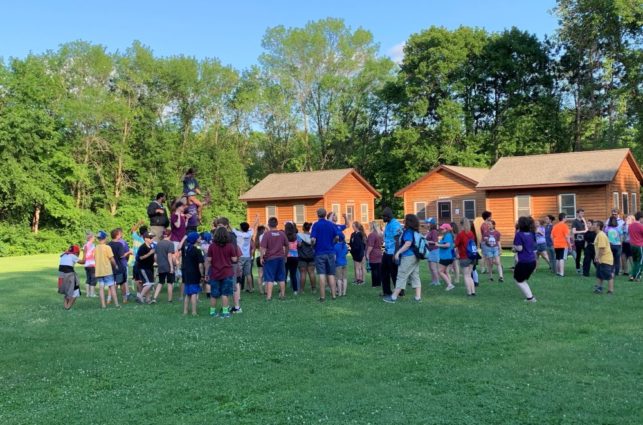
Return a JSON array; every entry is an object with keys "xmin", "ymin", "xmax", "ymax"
[
  {"xmin": 210, "ymin": 277, "xmax": 234, "ymax": 298},
  {"xmin": 427, "ymin": 249, "xmax": 439, "ymax": 263},
  {"xmin": 596, "ymin": 263, "xmax": 613, "ymax": 281},
  {"xmin": 536, "ymin": 243, "xmax": 547, "ymax": 253},
  {"xmin": 97, "ymin": 275, "xmax": 115, "ymax": 287},
  {"xmin": 483, "ymin": 246, "xmax": 499, "ymax": 258},
  {"xmin": 315, "ymin": 253, "xmax": 336, "ymax": 275},
  {"xmin": 263, "ymin": 258, "xmax": 286, "ymax": 283},
  {"xmin": 183, "ymin": 283, "xmax": 202, "ymax": 296}
]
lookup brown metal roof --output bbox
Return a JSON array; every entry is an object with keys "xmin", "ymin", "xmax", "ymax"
[
  {"xmin": 395, "ymin": 165, "xmax": 489, "ymax": 197},
  {"xmin": 239, "ymin": 168, "xmax": 380, "ymax": 201},
  {"xmin": 476, "ymin": 148, "xmax": 642, "ymax": 189}
]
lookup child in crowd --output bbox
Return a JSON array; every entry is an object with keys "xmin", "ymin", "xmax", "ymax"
[
  {"xmin": 182, "ymin": 168, "xmax": 202, "ymax": 220},
  {"xmin": 593, "ymin": 220, "xmax": 614, "ymax": 295},
  {"xmin": 621, "ymin": 216, "xmax": 633, "ymax": 276},
  {"xmin": 255, "ymin": 225, "xmax": 266, "ymax": 294},
  {"xmin": 297, "ymin": 222, "xmax": 316, "ymax": 293},
  {"xmin": 349, "ymin": 221, "xmax": 366, "ymax": 285},
  {"xmin": 512, "ymin": 217, "xmax": 538, "ymax": 302},
  {"xmin": 94, "ymin": 230, "xmax": 120, "ymax": 309},
  {"xmin": 81, "ymin": 232, "xmax": 96, "ymax": 297},
  {"xmin": 482, "ymin": 220, "xmax": 504, "ymax": 282},
  {"xmin": 136, "ymin": 232, "xmax": 157, "ymax": 304},
  {"xmin": 534, "ymin": 220, "xmax": 550, "ymax": 270},
  {"xmin": 285, "ymin": 222, "xmax": 300, "ymax": 295},
  {"xmin": 449, "ymin": 221, "xmax": 461, "ymax": 283},
  {"xmin": 334, "ymin": 233, "xmax": 349, "ymax": 296},
  {"xmin": 437, "ymin": 223, "xmax": 455, "ymax": 291},
  {"xmin": 153, "ymin": 229, "xmax": 176, "ymax": 303},
  {"xmin": 366, "ymin": 221, "xmax": 384, "ymax": 288},
  {"xmin": 58, "ymin": 245, "xmax": 81, "ymax": 310},
  {"xmin": 424, "ymin": 218, "xmax": 440, "ymax": 286},
  {"xmin": 200, "ymin": 231, "xmax": 212, "ymax": 296},
  {"xmin": 605, "ymin": 217, "xmax": 623, "ymax": 277},
  {"xmin": 182, "ymin": 232, "xmax": 204, "ymax": 315},
  {"xmin": 582, "ymin": 220, "xmax": 596, "ymax": 277},
  {"xmin": 206, "ymin": 227, "xmax": 238, "ymax": 318},
  {"xmin": 260, "ymin": 217, "xmax": 288, "ymax": 301}
]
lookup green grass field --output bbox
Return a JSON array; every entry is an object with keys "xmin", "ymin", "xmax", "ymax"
[{"xmin": 1, "ymin": 254, "xmax": 641, "ymax": 425}]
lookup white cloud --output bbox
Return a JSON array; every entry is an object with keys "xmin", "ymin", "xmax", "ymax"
[{"xmin": 387, "ymin": 42, "xmax": 405, "ymax": 64}]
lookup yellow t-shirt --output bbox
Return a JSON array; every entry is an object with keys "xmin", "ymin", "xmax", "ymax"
[
  {"xmin": 94, "ymin": 244, "xmax": 114, "ymax": 277},
  {"xmin": 594, "ymin": 231, "xmax": 613, "ymax": 266}
]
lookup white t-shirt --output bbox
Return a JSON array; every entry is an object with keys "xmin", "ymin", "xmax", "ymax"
[
  {"xmin": 59, "ymin": 254, "xmax": 79, "ymax": 267},
  {"xmin": 233, "ymin": 229, "xmax": 254, "ymax": 258}
]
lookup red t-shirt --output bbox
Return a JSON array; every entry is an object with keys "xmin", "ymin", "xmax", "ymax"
[
  {"xmin": 366, "ymin": 232, "xmax": 383, "ymax": 263},
  {"xmin": 483, "ymin": 230, "xmax": 501, "ymax": 247},
  {"xmin": 207, "ymin": 242, "xmax": 238, "ymax": 280},
  {"xmin": 629, "ymin": 222, "xmax": 643, "ymax": 247},
  {"xmin": 260, "ymin": 229, "xmax": 288, "ymax": 260},
  {"xmin": 454, "ymin": 231, "xmax": 475, "ymax": 259}
]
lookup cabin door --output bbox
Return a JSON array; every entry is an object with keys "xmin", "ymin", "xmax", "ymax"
[{"xmin": 437, "ymin": 201, "xmax": 452, "ymax": 224}]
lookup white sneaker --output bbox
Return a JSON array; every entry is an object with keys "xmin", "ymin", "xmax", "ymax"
[
  {"xmin": 525, "ymin": 297, "xmax": 537, "ymax": 303},
  {"xmin": 446, "ymin": 284, "xmax": 455, "ymax": 291}
]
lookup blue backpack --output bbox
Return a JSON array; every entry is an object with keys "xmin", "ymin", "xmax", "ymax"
[
  {"xmin": 410, "ymin": 231, "xmax": 430, "ymax": 260},
  {"xmin": 466, "ymin": 238, "xmax": 478, "ymax": 260}
]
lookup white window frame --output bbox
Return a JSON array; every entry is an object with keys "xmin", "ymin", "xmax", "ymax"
[
  {"xmin": 414, "ymin": 201, "xmax": 427, "ymax": 221},
  {"xmin": 632, "ymin": 193, "xmax": 638, "ymax": 213},
  {"xmin": 622, "ymin": 193, "xmax": 629, "ymax": 215},
  {"xmin": 360, "ymin": 203, "xmax": 369, "ymax": 223},
  {"xmin": 266, "ymin": 205, "xmax": 277, "ymax": 219},
  {"xmin": 613, "ymin": 192, "xmax": 619, "ymax": 210},
  {"xmin": 463, "ymin": 199, "xmax": 476, "ymax": 220},
  {"xmin": 345, "ymin": 204, "xmax": 355, "ymax": 224},
  {"xmin": 293, "ymin": 204, "xmax": 305, "ymax": 224},
  {"xmin": 436, "ymin": 200, "xmax": 452, "ymax": 221},
  {"xmin": 514, "ymin": 195, "xmax": 531, "ymax": 219},
  {"xmin": 331, "ymin": 203, "xmax": 340, "ymax": 217},
  {"xmin": 558, "ymin": 193, "xmax": 576, "ymax": 218}
]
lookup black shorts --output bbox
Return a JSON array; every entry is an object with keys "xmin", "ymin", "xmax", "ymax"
[
  {"xmin": 158, "ymin": 272, "xmax": 175, "ymax": 285},
  {"xmin": 596, "ymin": 263, "xmax": 613, "ymax": 280},
  {"xmin": 132, "ymin": 264, "xmax": 140, "ymax": 282},
  {"xmin": 439, "ymin": 259, "xmax": 454, "ymax": 267},
  {"xmin": 555, "ymin": 248, "xmax": 566, "ymax": 260},
  {"xmin": 139, "ymin": 268, "xmax": 154, "ymax": 284},
  {"xmin": 256, "ymin": 257, "xmax": 263, "ymax": 268},
  {"xmin": 514, "ymin": 261, "xmax": 537, "ymax": 282},
  {"xmin": 622, "ymin": 242, "xmax": 632, "ymax": 258},
  {"xmin": 186, "ymin": 225, "xmax": 198, "ymax": 233}
]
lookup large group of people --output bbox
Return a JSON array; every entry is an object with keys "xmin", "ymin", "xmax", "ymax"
[{"xmin": 56, "ymin": 172, "xmax": 642, "ymax": 313}]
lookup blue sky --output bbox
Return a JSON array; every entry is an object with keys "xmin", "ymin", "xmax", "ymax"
[{"xmin": 1, "ymin": 0, "xmax": 559, "ymax": 69}]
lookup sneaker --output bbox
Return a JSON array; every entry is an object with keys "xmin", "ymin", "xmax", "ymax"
[
  {"xmin": 593, "ymin": 286, "xmax": 603, "ymax": 294},
  {"xmin": 319, "ymin": 297, "xmax": 325, "ymax": 303},
  {"xmin": 445, "ymin": 284, "xmax": 455, "ymax": 291},
  {"xmin": 382, "ymin": 296, "xmax": 396, "ymax": 304},
  {"xmin": 220, "ymin": 312, "xmax": 231, "ymax": 319},
  {"xmin": 499, "ymin": 277, "xmax": 504, "ymax": 283},
  {"xmin": 150, "ymin": 298, "xmax": 157, "ymax": 304},
  {"xmin": 489, "ymin": 277, "xmax": 494, "ymax": 281},
  {"xmin": 231, "ymin": 307, "xmax": 242, "ymax": 314},
  {"xmin": 607, "ymin": 291, "xmax": 613, "ymax": 295},
  {"xmin": 525, "ymin": 297, "xmax": 537, "ymax": 303},
  {"xmin": 135, "ymin": 297, "xmax": 143, "ymax": 304},
  {"xmin": 209, "ymin": 308, "xmax": 218, "ymax": 317},
  {"xmin": 413, "ymin": 297, "xmax": 421, "ymax": 303}
]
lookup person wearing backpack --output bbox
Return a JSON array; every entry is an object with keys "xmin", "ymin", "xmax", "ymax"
[
  {"xmin": 455, "ymin": 217, "xmax": 477, "ymax": 297},
  {"xmin": 297, "ymin": 222, "xmax": 316, "ymax": 294},
  {"xmin": 383, "ymin": 214, "xmax": 422, "ymax": 303}
]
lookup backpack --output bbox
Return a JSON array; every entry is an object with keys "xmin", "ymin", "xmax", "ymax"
[
  {"xmin": 409, "ymin": 231, "xmax": 430, "ymax": 260},
  {"xmin": 466, "ymin": 238, "xmax": 478, "ymax": 260},
  {"xmin": 298, "ymin": 239, "xmax": 315, "ymax": 261}
]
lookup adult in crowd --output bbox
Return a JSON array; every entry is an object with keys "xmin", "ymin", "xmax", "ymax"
[
  {"xmin": 571, "ymin": 209, "xmax": 588, "ymax": 274},
  {"xmin": 233, "ymin": 216, "xmax": 259, "ymax": 293},
  {"xmin": 552, "ymin": 213, "xmax": 571, "ymax": 277},
  {"xmin": 627, "ymin": 211, "xmax": 643, "ymax": 281},
  {"xmin": 147, "ymin": 193, "xmax": 169, "ymax": 243},
  {"xmin": 311, "ymin": 208, "xmax": 341, "ymax": 301},
  {"xmin": 582, "ymin": 220, "xmax": 597, "ymax": 277},
  {"xmin": 455, "ymin": 218, "xmax": 476, "ymax": 296},
  {"xmin": 153, "ymin": 229, "xmax": 176, "ymax": 303},
  {"xmin": 349, "ymin": 221, "xmax": 367, "ymax": 285},
  {"xmin": 297, "ymin": 222, "xmax": 316, "ymax": 293},
  {"xmin": 383, "ymin": 214, "xmax": 422, "ymax": 303},
  {"xmin": 544, "ymin": 215, "xmax": 556, "ymax": 272},
  {"xmin": 260, "ymin": 217, "xmax": 289, "ymax": 301},
  {"xmin": 512, "ymin": 216, "xmax": 538, "ymax": 302},
  {"xmin": 381, "ymin": 207, "xmax": 402, "ymax": 298},
  {"xmin": 327, "ymin": 211, "xmax": 348, "ymax": 232},
  {"xmin": 366, "ymin": 221, "xmax": 383, "ymax": 288}
]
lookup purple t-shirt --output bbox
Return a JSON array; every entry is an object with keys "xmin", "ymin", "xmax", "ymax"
[
  {"xmin": 426, "ymin": 229, "xmax": 439, "ymax": 251},
  {"xmin": 171, "ymin": 212, "xmax": 187, "ymax": 242},
  {"xmin": 186, "ymin": 203, "xmax": 199, "ymax": 227},
  {"xmin": 514, "ymin": 231, "xmax": 536, "ymax": 263}
]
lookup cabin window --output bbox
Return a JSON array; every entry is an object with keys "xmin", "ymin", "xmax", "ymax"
[
  {"xmin": 346, "ymin": 204, "xmax": 355, "ymax": 223},
  {"xmin": 360, "ymin": 204, "xmax": 369, "ymax": 223},
  {"xmin": 266, "ymin": 205, "xmax": 277, "ymax": 219},
  {"xmin": 613, "ymin": 192, "xmax": 619, "ymax": 211},
  {"xmin": 515, "ymin": 195, "xmax": 531, "ymax": 218},
  {"xmin": 415, "ymin": 202, "xmax": 427, "ymax": 221},
  {"xmin": 463, "ymin": 200, "xmax": 476, "ymax": 220},
  {"xmin": 332, "ymin": 204, "xmax": 340, "ymax": 217},
  {"xmin": 559, "ymin": 194, "xmax": 576, "ymax": 217},
  {"xmin": 437, "ymin": 201, "xmax": 452, "ymax": 222},
  {"xmin": 632, "ymin": 193, "xmax": 638, "ymax": 213},
  {"xmin": 622, "ymin": 193, "xmax": 629, "ymax": 215},
  {"xmin": 294, "ymin": 205, "xmax": 305, "ymax": 224}
]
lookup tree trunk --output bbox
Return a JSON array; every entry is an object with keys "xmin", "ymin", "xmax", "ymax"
[{"xmin": 31, "ymin": 205, "xmax": 40, "ymax": 234}]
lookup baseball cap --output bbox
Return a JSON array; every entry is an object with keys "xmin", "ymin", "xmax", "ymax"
[
  {"xmin": 425, "ymin": 217, "xmax": 436, "ymax": 225},
  {"xmin": 439, "ymin": 223, "xmax": 452, "ymax": 231},
  {"xmin": 144, "ymin": 232, "xmax": 155, "ymax": 239},
  {"xmin": 96, "ymin": 230, "xmax": 108, "ymax": 240}
]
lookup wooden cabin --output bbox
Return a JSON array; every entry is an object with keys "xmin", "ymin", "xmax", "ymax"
[
  {"xmin": 476, "ymin": 148, "xmax": 643, "ymax": 238},
  {"xmin": 239, "ymin": 169, "xmax": 380, "ymax": 232},
  {"xmin": 395, "ymin": 165, "xmax": 489, "ymax": 225}
]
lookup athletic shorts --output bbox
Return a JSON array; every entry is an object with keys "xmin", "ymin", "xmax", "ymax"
[
  {"xmin": 239, "ymin": 257, "xmax": 252, "ymax": 277},
  {"xmin": 210, "ymin": 276, "xmax": 234, "ymax": 298},
  {"xmin": 84, "ymin": 267, "xmax": 96, "ymax": 286},
  {"xmin": 183, "ymin": 283, "xmax": 201, "ymax": 296},
  {"xmin": 621, "ymin": 242, "xmax": 632, "ymax": 258},
  {"xmin": 158, "ymin": 272, "xmax": 175, "ymax": 285},
  {"xmin": 132, "ymin": 264, "xmax": 140, "ymax": 281},
  {"xmin": 139, "ymin": 268, "xmax": 155, "ymax": 286},
  {"xmin": 536, "ymin": 243, "xmax": 547, "ymax": 253},
  {"xmin": 97, "ymin": 275, "xmax": 115, "ymax": 287},
  {"xmin": 114, "ymin": 265, "xmax": 128, "ymax": 285},
  {"xmin": 459, "ymin": 258, "xmax": 473, "ymax": 268},
  {"xmin": 596, "ymin": 263, "xmax": 613, "ymax": 281},
  {"xmin": 555, "ymin": 248, "xmax": 566, "ymax": 260},
  {"xmin": 514, "ymin": 261, "xmax": 537, "ymax": 282},
  {"xmin": 314, "ymin": 253, "xmax": 336, "ymax": 276},
  {"xmin": 439, "ymin": 259, "xmax": 453, "ymax": 267},
  {"xmin": 263, "ymin": 258, "xmax": 286, "ymax": 283}
]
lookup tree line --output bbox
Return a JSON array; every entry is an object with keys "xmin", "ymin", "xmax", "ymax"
[{"xmin": 0, "ymin": 0, "xmax": 640, "ymax": 255}]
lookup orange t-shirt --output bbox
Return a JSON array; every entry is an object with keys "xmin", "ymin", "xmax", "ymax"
[{"xmin": 552, "ymin": 222, "xmax": 570, "ymax": 248}]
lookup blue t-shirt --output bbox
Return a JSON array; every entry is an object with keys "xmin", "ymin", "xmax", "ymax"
[
  {"xmin": 400, "ymin": 229, "xmax": 415, "ymax": 257},
  {"xmin": 334, "ymin": 242, "xmax": 348, "ymax": 266},
  {"xmin": 439, "ymin": 233, "xmax": 454, "ymax": 260},
  {"xmin": 183, "ymin": 176, "xmax": 199, "ymax": 195},
  {"xmin": 384, "ymin": 219, "xmax": 403, "ymax": 255},
  {"xmin": 311, "ymin": 219, "xmax": 340, "ymax": 255}
]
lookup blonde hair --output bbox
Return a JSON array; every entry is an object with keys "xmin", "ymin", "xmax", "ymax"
[{"xmin": 369, "ymin": 220, "xmax": 382, "ymax": 235}]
